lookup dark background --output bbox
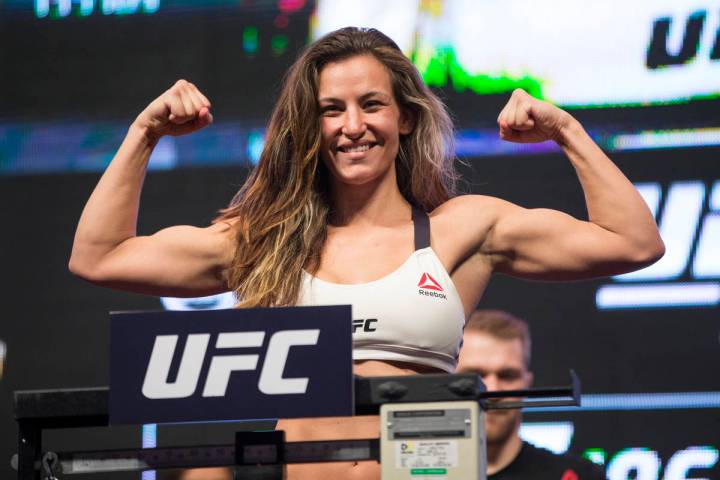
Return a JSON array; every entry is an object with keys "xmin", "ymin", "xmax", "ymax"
[{"xmin": 1, "ymin": 1, "xmax": 718, "ymax": 479}]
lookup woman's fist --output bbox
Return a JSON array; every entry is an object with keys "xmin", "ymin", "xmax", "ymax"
[
  {"xmin": 134, "ymin": 80, "xmax": 213, "ymax": 141},
  {"xmin": 497, "ymin": 89, "xmax": 574, "ymax": 144}
]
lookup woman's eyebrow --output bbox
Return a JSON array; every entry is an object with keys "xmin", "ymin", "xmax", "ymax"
[
  {"xmin": 318, "ymin": 96, "xmax": 342, "ymax": 104},
  {"xmin": 360, "ymin": 91, "xmax": 390, "ymax": 101},
  {"xmin": 318, "ymin": 91, "xmax": 391, "ymax": 103}
]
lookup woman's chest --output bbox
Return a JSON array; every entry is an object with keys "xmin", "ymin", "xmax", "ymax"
[{"xmin": 314, "ymin": 227, "xmax": 415, "ymax": 284}]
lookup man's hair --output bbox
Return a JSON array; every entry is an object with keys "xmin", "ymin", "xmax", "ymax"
[{"xmin": 465, "ymin": 309, "xmax": 532, "ymax": 368}]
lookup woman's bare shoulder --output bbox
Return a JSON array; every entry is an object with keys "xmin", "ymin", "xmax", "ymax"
[
  {"xmin": 208, "ymin": 218, "xmax": 240, "ymax": 264},
  {"xmin": 430, "ymin": 194, "xmax": 509, "ymax": 228},
  {"xmin": 427, "ymin": 195, "xmax": 512, "ymax": 265}
]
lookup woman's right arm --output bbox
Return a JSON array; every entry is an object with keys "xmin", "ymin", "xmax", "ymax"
[{"xmin": 69, "ymin": 80, "xmax": 233, "ymax": 297}]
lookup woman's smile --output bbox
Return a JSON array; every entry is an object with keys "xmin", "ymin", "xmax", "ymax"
[
  {"xmin": 337, "ymin": 141, "xmax": 378, "ymax": 155},
  {"xmin": 318, "ymin": 53, "xmax": 412, "ymax": 187}
]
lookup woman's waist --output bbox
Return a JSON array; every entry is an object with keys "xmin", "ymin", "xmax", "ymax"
[
  {"xmin": 354, "ymin": 358, "xmax": 444, "ymax": 375},
  {"xmin": 277, "ymin": 414, "xmax": 380, "ymax": 441},
  {"xmin": 277, "ymin": 359, "xmax": 442, "ymax": 440},
  {"xmin": 352, "ymin": 344, "xmax": 457, "ymax": 373}
]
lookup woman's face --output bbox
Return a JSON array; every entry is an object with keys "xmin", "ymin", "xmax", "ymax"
[{"xmin": 317, "ymin": 54, "xmax": 412, "ymax": 188}]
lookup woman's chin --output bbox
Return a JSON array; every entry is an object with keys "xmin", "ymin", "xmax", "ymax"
[
  {"xmin": 338, "ymin": 174, "xmax": 391, "ymax": 189},
  {"xmin": 331, "ymin": 166, "xmax": 386, "ymax": 187}
]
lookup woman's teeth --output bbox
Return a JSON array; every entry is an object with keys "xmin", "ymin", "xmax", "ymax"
[{"xmin": 342, "ymin": 144, "xmax": 372, "ymax": 153}]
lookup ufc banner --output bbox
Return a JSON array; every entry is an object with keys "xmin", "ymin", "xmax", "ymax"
[{"xmin": 109, "ymin": 305, "xmax": 353, "ymax": 425}]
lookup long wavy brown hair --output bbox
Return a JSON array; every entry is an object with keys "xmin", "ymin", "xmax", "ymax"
[{"xmin": 216, "ymin": 27, "xmax": 458, "ymax": 307}]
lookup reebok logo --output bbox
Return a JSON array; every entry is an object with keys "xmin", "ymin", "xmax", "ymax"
[
  {"xmin": 418, "ymin": 272, "xmax": 443, "ymax": 291},
  {"xmin": 418, "ymin": 272, "xmax": 447, "ymax": 299}
]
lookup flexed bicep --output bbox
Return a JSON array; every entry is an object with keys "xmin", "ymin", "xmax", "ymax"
[
  {"xmin": 484, "ymin": 204, "xmax": 662, "ymax": 280},
  {"xmin": 486, "ymin": 89, "xmax": 664, "ymax": 280},
  {"xmin": 71, "ymin": 222, "xmax": 235, "ymax": 297}
]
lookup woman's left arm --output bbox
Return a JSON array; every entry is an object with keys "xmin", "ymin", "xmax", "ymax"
[{"xmin": 479, "ymin": 89, "xmax": 665, "ymax": 280}]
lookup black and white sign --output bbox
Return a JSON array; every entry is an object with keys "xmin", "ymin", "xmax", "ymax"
[{"xmin": 110, "ymin": 305, "xmax": 353, "ymax": 424}]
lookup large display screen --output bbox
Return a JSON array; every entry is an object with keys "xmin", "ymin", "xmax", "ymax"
[
  {"xmin": 2, "ymin": 0, "xmax": 720, "ymax": 174},
  {"xmin": 316, "ymin": 0, "xmax": 720, "ymax": 107}
]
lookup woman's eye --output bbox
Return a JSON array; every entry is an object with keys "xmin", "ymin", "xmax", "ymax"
[{"xmin": 320, "ymin": 106, "xmax": 339, "ymax": 114}]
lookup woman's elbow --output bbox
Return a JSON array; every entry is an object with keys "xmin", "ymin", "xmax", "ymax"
[
  {"xmin": 630, "ymin": 236, "xmax": 666, "ymax": 268},
  {"xmin": 68, "ymin": 248, "xmax": 103, "ymax": 282},
  {"xmin": 651, "ymin": 236, "xmax": 666, "ymax": 262},
  {"xmin": 68, "ymin": 254, "xmax": 91, "ymax": 280}
]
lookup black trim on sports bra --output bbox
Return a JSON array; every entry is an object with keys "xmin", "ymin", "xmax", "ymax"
[{"xmin": 412, "ymin": 206, "xmax": 431, "ymax": 251}]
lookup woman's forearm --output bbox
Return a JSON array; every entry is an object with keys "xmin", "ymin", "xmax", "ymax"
[
  {"xmin": 69, "ymin": 80, "xmax": 213, "ymax": 283},
  {"xmin": 69, "ymin": 122, "xmax": 157, "ymax": 274},
  {"xmin": 558, "ymin": 119, "xmax": 664, "ymax": 260}
]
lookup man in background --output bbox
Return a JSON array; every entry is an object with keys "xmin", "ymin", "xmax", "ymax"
[{"xmin": 457, "ymin": 309, "xmax": 604, "ymax": 479}]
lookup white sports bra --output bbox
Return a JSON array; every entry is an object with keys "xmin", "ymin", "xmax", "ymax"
[{"xmin": 297, "ymin": 207, "xmax": 466, "ymax": 372}]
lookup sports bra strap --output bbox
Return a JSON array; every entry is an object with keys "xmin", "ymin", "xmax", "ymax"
[{"xmin": 412, "ymin": 206, "xmax": 431, "ymax": 250}]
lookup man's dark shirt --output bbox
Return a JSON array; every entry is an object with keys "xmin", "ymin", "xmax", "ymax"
[{"xmin": 489, "ymin": 442, "xmax": 605, "ymax": 480}]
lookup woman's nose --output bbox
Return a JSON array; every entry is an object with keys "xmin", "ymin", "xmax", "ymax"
[{"xmin": 342, "ymin": 108, "xmax": 366, "ymax": 138}]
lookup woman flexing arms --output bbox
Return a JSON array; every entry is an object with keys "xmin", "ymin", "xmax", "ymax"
[{"xmin": 70, "ymin": 28, "xmax": 663, "ymax": 479}]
